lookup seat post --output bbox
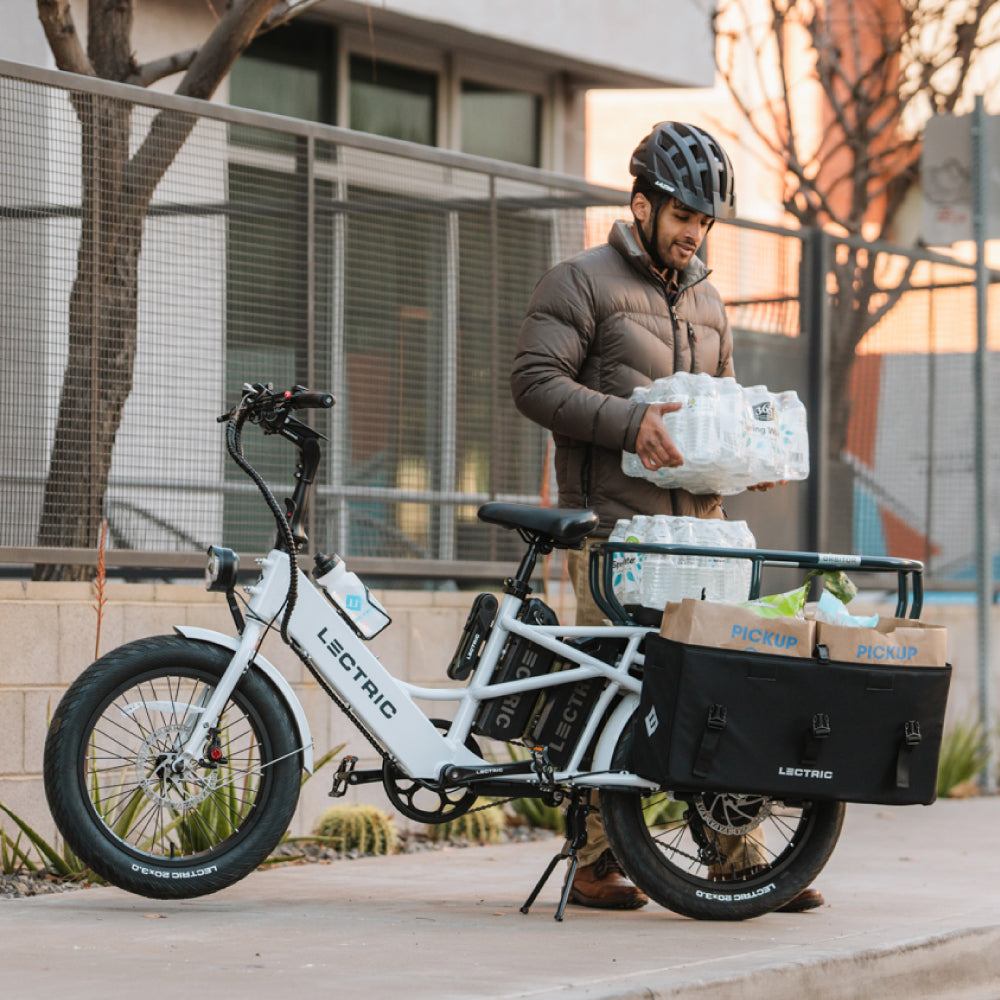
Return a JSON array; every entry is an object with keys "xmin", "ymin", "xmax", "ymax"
[{"xmin": 505, "ymin": 534, "xmax": 547, "ymax": 598}]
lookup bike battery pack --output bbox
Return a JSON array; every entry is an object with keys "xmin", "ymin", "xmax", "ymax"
[
  {"xmin": 447, "ymin": 592, "xmax": 499, "ymax": 680},
  {"xmin": 473, "ymin": 598, "xmax": 559, "ymax": 741},
  {"xmin": 530, "ymin": 637, "xmax": 627, "ymax": 768}
]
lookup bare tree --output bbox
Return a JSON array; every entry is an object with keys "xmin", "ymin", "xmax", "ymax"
[
  {"xmin": 715, "ymin": 0, "xmax": 1000, "ymax": 463},
  {"xmin": 33, "ymin": 0, "xmax": 322, "ymax": 579}
]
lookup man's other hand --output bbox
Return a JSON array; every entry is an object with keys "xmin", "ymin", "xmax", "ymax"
[{"xmin": 635, "ymin": 402, "xmax": 683, "ymax": 471}]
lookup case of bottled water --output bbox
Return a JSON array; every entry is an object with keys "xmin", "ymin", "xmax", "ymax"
[
  {"xmin": 606, "ymin": 515, "xmax": 756, "ymax": 610},
  {"xmin": 621, "ymin": 374, "xmax": 808, "ymax": 494}
]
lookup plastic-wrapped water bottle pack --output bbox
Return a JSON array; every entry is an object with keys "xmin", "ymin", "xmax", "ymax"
[
  {"xmin": 621, "ymin": 372, "xmax": 809, "ymax": 494},
  {"xmin": 608, "ymin": 515, "xmax": 756, "ymax": 610}
]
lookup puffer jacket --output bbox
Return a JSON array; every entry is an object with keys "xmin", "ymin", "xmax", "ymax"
[{"xmin": 511, "ymin": 220, "xmax": 735, "ymax": 535}]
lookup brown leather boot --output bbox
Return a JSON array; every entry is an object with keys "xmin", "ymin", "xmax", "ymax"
[
  {"xmin": 567, "ymin": 849, "xmax": 649, "ymax": 910},
  {"xmin": 777, "ymin": 886, "xmax": 825, "ymax": 912}
]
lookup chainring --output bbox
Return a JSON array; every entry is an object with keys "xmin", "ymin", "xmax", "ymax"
[{"xmin": 382, "ymin": 719, "xmax": 481, "ymax": 824}]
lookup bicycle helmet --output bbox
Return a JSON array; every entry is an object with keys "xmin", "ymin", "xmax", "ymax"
[{"xmin": 630, "ymin": 121, "xmax": 737, "ymax": 220}]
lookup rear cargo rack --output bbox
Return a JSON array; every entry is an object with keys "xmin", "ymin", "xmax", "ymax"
[{"xmin": 588, "ymin": 543, "xmax": 925, "ymax": 627}]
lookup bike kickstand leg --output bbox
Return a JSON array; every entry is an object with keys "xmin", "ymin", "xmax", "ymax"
[{"xmin": 520, "ymin": 786, "xmax": 592, "ymax": 922}]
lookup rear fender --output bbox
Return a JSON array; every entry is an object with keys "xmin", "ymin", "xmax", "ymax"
[{"xmin": 173, "ymin": 625, "xmax": 314, "ymax": 773}]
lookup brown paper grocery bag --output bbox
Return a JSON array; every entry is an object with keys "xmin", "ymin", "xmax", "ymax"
[
  {"xmin": 659, "ymin": 598, "xmax": 815, "ymax": 658},
  {"xmin": 815, "ymin": 617, "xmax": 948, "ymax": 667}
]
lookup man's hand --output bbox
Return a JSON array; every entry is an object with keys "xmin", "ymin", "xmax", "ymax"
[{"xmin": 635, "ymin": 402, "xmax": 683, "ymax": 470}]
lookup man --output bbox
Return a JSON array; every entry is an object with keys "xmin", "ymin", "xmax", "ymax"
[{"xmin": 511, "ymin": 122, "xmax": 823, "ymax": 913}]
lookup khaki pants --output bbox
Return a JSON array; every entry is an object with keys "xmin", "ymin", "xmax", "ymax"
[{"xmin": 566, "ymin": 533, "xmax": 767, "ymax": 872}]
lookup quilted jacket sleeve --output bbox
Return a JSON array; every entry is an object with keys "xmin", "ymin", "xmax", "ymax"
[{"xmin": 510, "ymin": 261, "xmax": 646, "ymax": 452}]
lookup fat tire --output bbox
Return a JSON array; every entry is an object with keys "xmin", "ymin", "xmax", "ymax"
[
  {"xmin": 601, "ymin": 723, "xmax": 845, "ymax": 920},
  {"xmin": 44, "ymin": 635, "xmax": 302, "ymax": 900}
]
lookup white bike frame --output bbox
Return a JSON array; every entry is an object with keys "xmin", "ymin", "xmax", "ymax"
[{"xmin": 179, "ymin": 548, "xmax": 659, "ymax": 793}]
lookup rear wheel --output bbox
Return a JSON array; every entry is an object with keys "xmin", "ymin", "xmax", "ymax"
[
  {"xmin": 601, "ymin": 725, "xmax": 845, "ymax": 920},
  {"xmin": 44, "ymin": 636, "xmax": 303, "ymax": 899}
]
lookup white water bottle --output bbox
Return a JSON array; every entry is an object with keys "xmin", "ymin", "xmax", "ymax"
[
  {"xmin": 777, "ymin": 390, "xmax": 810, "ymax": 481},
  {"xmin": 609, "ymin": 520, "xmax": 632, "ymax": 607},
  {"xmin": 744, "ymin": 384, "xmax": 780, "ymax": 484},
  {"xmin": 640, "ymin": 515, "xmax": 674, "ymax": 609},
  {"xmin": 717, "ymin": 519, "xmax": 756, "ymax": 602},
  {"xmin": 314, "ymin": 554, "xmax": 391, "ymax": 639}
]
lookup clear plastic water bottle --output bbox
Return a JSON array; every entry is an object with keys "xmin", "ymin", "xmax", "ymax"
[
  {"xmin": 717, "ymin": 519, "xmax": 756, "ymax": 602},
  {"xmin": 716, "ymin": 376, "xmax": 751, "ymax": 490},
  {"xmin": 625, "ymin": 515, "xmax": 650, "ymax": 606},
  {"xmin": 640, "ymin": 515, "xmax": 674, "ymax": 609},
  {"xmin": 669, "ymin": 516, "xmax": 704, "ymax": 601},
  {"xmin": 777, "ymin": 390, "xmax": 810, "ymax": 481},
  {"xmin": 744, "ymin": 384, "xmax": 780, "ymax": 484},
  {"xmin": 608, "ymin": 519, "xmax": 632, "ymax": 607},
  {"xmin": 686, "ymin": 374, "xmax": 721, "ymax": 478}
]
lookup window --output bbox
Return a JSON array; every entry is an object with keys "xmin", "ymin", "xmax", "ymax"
[
  {"xmin": 228, "ymin": 22, "xmax": 335, "ymax": 124},
  {"xmin": 349, "ymin": 55, "xmax": 437, "ymax": 146},
  {"xmin": 461, "ymin": 82, "xmax": 541, "ymax": 167}
]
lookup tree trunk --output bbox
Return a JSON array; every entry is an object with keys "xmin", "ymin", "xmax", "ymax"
[
  {"xmin": 34, "ymin": 93, "xmax": 144, "ymax": 580},
  {"xmin": 31, "ymin": 0, "xmax": 324, "ymax": 578}
]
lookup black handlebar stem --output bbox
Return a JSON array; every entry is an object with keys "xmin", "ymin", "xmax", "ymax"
[{"xmin": 222, "ymin": 382, "xmax": 336, "ymax": 642}]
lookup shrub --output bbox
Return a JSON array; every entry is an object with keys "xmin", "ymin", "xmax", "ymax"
[
  {"xmin": 508, "ymin": 796, "xmax": 565, "ymax": 833},
  {"xmin": 937, "ymin": 719, "xmax": 989, "ymax": 798},
  {"xmin": 312, "ymin": 804, "xmax": 399, "ymax": 855},
  {"xmin": 426, "ymin": 803, "xmax": 506, "ymax": 844}
]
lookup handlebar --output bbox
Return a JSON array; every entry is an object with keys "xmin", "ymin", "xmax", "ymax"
[
  {"xmin": 218, "ymin": 383, "xmax": 335, "ymax": 425},
  {"xmin": 219, "ymin": 381, "xmax": 335, "ymax": 642},
  {"xmin": 284, "ymin": 389, "xmax": 335, "ymax": 411}
]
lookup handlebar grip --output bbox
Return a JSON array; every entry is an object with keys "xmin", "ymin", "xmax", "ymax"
[{"xmin": 284, "ymin": 390, "xmax": 335, "ymax": 411}]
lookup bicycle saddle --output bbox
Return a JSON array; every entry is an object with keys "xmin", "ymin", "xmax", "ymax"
[{"xmin": 477, "ymin": 503, "xmax": 599, "ymax": 548}]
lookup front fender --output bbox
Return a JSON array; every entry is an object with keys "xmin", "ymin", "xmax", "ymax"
[{"xmin": 173, "ymin": 625, "xmax": 314, "ymax": 774}]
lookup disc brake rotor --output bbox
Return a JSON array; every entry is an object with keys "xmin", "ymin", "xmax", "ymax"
[
  {"xmin": 135, "ymin": 725, "xmax": 221, "ymax": 811},
  {"xmin": 695, "ymin": 792, "xmax": 772, "ymax": 836}
]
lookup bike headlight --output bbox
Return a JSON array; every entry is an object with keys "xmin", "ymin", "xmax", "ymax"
[{"xmin": 205, "ymin": 546, "xmax": 239, "ymax": 592}]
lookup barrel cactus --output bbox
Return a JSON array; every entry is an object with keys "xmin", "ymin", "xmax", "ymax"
[
  {"xmin": 313, "ymin": 803, "xmax": 399, "ymax": 855},
  {"xmin": 426, "ymin": 803, "xmax": 506, "ymax": 844}
]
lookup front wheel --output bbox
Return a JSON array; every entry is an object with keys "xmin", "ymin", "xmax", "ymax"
[
  {"xmin": 44, "ymin": 636, "xmax": 303, "ymax": 899},
  {"xmin": 601, "ymin": 725, "xmax": 845, "ymax": 920}
]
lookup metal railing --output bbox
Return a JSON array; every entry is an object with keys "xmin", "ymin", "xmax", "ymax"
[{"xmin": 0, "ymin": 58, "xmax": 996, "ymax": 595}]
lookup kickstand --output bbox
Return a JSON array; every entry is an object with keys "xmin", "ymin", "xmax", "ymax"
[{"xmin": 520, "ymin": 787, "xmax": 592, "ymax": 922}]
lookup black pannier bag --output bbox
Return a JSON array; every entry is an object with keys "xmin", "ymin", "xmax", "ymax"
[{"xmin": 630, "ymin": 635, "xmax": 951, "ymax": 805}]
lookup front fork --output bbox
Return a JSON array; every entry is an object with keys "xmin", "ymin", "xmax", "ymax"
[{"xmin": 178, "ymin": 618, "xmax": 266, "ymax": 762}]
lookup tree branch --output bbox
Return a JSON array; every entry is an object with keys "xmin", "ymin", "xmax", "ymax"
[
  {"xmin": 259, "ymin": 0, "xmax": 327, "ymax": 34},
  {"xmin": 126, "ymin": 49, "xmax": 199, "ymax": 87},
  {"xmin": 175, "ymin": 0, "xmax": 278, "ymax": 100},
  {"xmin": 36, "ymin": 0, "xmax": 94, "ymax": 76}
]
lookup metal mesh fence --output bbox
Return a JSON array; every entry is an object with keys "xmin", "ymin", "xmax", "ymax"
[
  {"xmin": 1, "ymin": 61, "xmax": 996, "ymax": 588},
  {"xmin": 832, "ymin": 247, "xmax": 999, "ymax": 586},
  {"xmin": 0, "ymin": 63, "xmax": 617, "ymax": 579}
]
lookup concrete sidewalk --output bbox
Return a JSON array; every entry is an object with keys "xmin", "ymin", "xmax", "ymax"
[{"xmin": 2, "ymin": 798, "xmax": 999, "ymax": 1000}]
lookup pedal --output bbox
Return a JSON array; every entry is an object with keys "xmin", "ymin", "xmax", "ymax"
[
  {"xmin": 329, "ymin": 755, "xmax": 358, "ymax": 797},
  {"xmin": 528, "ymin": 745, "xmax": 556, "ymax": 795}
]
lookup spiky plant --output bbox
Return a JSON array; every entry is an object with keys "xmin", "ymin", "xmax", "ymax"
[
  {"xmin": 426, "ymin": 803, "xmax": 506, "ymax": 844},
  {"xmin": 312, "ymin": 804, "xmax": 399, "ymax": 855}
]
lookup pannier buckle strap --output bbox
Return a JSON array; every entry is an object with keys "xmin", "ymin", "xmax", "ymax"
[
  {"xmin": 812, "ymin": 713, "xmax": 831, "ymax": 739},
  {"xmin": 896, "ymin": 720, "xmax": 923, "ymax": 789},
  {"xmin": 801, "ymin": 713, "xmax": 831, "ymax": 764},
  {"xmin": 692, "ymin": 704, "xmax": 727, "ymax": 778}
]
